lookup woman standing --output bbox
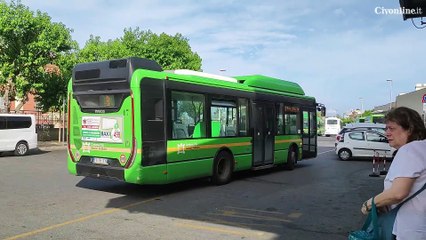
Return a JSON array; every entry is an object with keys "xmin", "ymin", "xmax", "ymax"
[{"xmin": 361, "ymin": 107, "xmax": 426, "ymax": 239}]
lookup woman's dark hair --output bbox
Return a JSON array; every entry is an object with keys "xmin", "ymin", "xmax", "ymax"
[{"xmin": 385, "ymin": 106, "xmax": 426, "ymax": 142}]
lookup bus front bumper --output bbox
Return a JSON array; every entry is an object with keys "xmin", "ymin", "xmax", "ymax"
[{"xmin": 76, "ymin": 163, "xmax": 124, "ymax": 182}]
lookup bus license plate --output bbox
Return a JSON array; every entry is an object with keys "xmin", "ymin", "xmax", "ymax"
[{"xmin": 92, "ymin": 157, "xmax": 109, "ymax": 166}]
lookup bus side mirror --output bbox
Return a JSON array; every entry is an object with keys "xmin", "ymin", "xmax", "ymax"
[{"xmin": 316, "ymin": 103, "xmax": 326, "ymax": 117}]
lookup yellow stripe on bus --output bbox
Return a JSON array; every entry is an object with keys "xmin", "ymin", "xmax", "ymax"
[
  {"xmin": 69, "ymin": 144, "xmax": 142, "ymax": 154},
  {"xmin": 167, "ymin": 142, "xmax": 252, "ymax": 153},
  {"xmin": 275, "ymin": 139, "xmax": 302, "ymax": 144}
]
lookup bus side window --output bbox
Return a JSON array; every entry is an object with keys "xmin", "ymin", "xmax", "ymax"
[
  {"xmin": 211, "ymin": 120, "xmax": 221, "ymax": 137},
  {"xmin": 284, "ymin": 106, "xmax": 300, "ymax": 135},
  {"xmin": 173, "ymin": 121, "xmax": 188, "ymax": 139},
  {"xmin": 238, "ymin": 98, "xmax": 248, "ymax": 136},
  {"xmin": 171, "ymin": 91, "xmax": 205, "ymax": 139},
  {"xmin": 211, "ymin": 99, "xmax": 237, "ymax": 137},
  {"xmin": 276, "ymin": 103, "xmax": 284, "ymax": 135},
  {"xmin": 192, "ymin": 121, "xmax": 206, "ymax": 138},
  {"xmin": 141, "ymin": 79, "xmax": 164, "ymax": 141}
]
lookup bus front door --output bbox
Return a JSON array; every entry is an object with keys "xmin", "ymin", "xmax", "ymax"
[
  {"xmin": 252, "ymin": 102, "xmax": 274, "ymax": 166},
  {"xmin": 301, "ymin": 109, "xmax": 317, "ymax": 158}
]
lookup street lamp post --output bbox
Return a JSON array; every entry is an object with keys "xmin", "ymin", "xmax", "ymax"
[
  {"xmin": 386, "ymin": 79, "xmax": 393, "ymax": 110},
  {"xmin": 359, "ymin": 97, "xmax": 364, "ymax": 113}
]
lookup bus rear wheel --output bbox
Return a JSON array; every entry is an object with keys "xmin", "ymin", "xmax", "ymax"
[
  {"xmin": 212, "ymin": 151, "xmax": 233, "ymax": 185},
  {"xmin": 284, "ymin": 147, "xmax": 297, "ymax": 170},
  {"xmin": 14, "ymin": 142, "xmax": 28, "ymax": 156}
]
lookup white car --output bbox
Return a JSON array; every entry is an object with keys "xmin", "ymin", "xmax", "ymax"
[
  {"xmin": 335, "ymin": 129, "xmax": 396, "ymax": 161},
  {"xmin": 334, "ymin": 123, "xmax": 386, "ymax": 147},
  {"xmin": 0, "ymin": 114, "xmax": 38, "ymax": 156}
]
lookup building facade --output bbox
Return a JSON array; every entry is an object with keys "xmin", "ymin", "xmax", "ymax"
[{"xmin": 396, "ymin": 87, "xmax": 426, "ymax": 124}]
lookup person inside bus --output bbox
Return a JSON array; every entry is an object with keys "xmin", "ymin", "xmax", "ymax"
[{"xmin": 360, "ymin": 107, "xmax": 426, "ymax": 239}]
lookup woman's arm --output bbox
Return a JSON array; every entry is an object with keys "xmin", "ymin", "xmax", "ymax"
[{"xmin": 361, "ymin": 177, "xmax": 416, "ymax": 214}]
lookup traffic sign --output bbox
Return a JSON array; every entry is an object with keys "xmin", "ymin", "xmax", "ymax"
[{"xmin": 423, "ymin": 94, "xmax": 426, "ymax": 103}]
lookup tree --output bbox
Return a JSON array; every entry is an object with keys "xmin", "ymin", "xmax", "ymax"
[
  {"xmin": 0, "ymin": 0, "xmax": 77, "ymax": 112},
  {"xmin": 35, "ymin": 52, "xmax": 78, "ymax": 112},
  {"xmin": 77, "ymin": 36, "xmax": 131, "ymax": 63},
  {"xmin": 78, "ymin": 28, "xmax": 202, "ymax": 70}
]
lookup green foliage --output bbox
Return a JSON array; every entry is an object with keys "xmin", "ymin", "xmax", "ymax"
[
  {"xmin": 0, "ymin": 0, "xmax": 78, "ymax": 112},
  {"xmin": 35, "ymin": 52, "xmax": 78, "ymax": 112},
  {"xmin": 360, "ymin": 110, "xmax": 373, "ymax": 117},
  {"xmin": 0, "ymin": 2, "xmax": 201, "ymax": 112},
  {"xmin": 78, "ymin": 28, "xmax": 202, "ymax": 70},
  {"xmin": 341, "ymin": 117, "xmax": 353, "ymax": 125}
]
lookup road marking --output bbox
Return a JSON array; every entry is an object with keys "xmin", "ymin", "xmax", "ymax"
[
  {"xmin": 318, "ymin": 149, "xmax": 334, "ymax": 155},
  {"xmin": 175, "ymin": 220, "xmax": 270, "ymax": 238},
  {"xmin": 206, "ymin": 216, "xmax": 283, "ymax": 229},
  {"xmin": 177, "ymin": 207, "xmax": 301, "ymax": 238},
  {"xmin": 287, "ymin": 212, "xmax": 302, "ymax": 219},
  {"xmin": 3, "ymin": 197, "xmax": 159, "ymax": 240},
  {"xmin": 213, "ymin": 207, "xmax": 291, "ymax": 222},
  {"xmin": 209, "ymin": 211, "xmax": 292, "ymax": 222}
]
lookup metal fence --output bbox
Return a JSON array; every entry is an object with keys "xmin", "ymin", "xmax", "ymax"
[{"xmin": 9, "ymin": 110, "xmax": 67, "ymax": 141}]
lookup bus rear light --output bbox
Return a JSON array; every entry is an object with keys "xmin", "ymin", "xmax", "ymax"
[
  {"xmin": 119, "ymin": 154, "xmax": 126, "ymax": 164},
  {"xmin": 124, "ymin": 91, "xmax": 137, "ymax": 169},
  {"xmin": 67, "ymin": 93, "xmax": 76, "ymax": 162}
]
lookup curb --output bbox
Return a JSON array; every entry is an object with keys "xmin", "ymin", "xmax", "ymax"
[{"xmin": 37, "ymin": 142, "xmax": 67, "ymax": 151}]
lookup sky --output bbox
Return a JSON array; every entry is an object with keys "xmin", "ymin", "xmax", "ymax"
[{"xmin": 18, "ymin": 0, "xmax": 426, "ymax": 116}]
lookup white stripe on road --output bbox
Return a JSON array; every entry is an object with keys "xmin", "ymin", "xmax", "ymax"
[{"xmin": 318, "ymin": 149, "xmax": 334, "ymax": 155}]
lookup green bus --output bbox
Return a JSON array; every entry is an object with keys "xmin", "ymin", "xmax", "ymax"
[
  {"xmin": 357, "ymin": 116, "xmax": 366, "ymax": 123},
  {"xmin": 356, "ymin": 114, "xmax": 385, "ymax": 124},
  {"xmin": 364, "ymin": 114, "xmax": 385, "ymax": 124},
  {"xmin": 67, "ymin": 57, "xmax": 321, "ymax": 185}
]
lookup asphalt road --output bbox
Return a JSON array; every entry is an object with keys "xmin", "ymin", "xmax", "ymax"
[{"xmin": 0, "ymin": 137, "xmax": 384, "ymax": 240}]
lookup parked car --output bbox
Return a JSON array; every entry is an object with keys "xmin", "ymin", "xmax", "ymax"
[
  {"xmin": 334, "ymin": 123, "xmax": 386, "ymax": 147},
  {"xmin": 335, "ymin": 129, "xmax": 395, "ymax": 161},
  {"xmin": 0, "ymin": 114, "xmax": 38, "ymax": 156}
]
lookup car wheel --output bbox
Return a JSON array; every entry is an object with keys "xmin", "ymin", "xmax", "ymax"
[
  {"xmin": 284, "ymin": 147, "xmax": 297, "ymax": 170},
  {"xmin": 212, "ymin": 151, "xmax": 233, "ymax": 185},
  {"xmin": 14, "ymin": 142, "xmax": 28, "ymax": 156},
  {"xmin": 338, "ymin": 148, "xmax": 351, "ymax": 161}
]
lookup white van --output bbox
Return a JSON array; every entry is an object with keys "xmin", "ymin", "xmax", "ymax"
[
  {"xmin": 0, "ymin": 114, "xmax": 38, "ymax": 156},
  {"xmin": 324, "ymin": 117, "xmax": 342, "ymax": 136}
]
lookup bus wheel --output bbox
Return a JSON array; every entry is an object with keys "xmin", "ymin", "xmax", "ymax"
[
  {"xmin": 338, "ymin": 148, "xmax": 351, "ymax": 161},
  {"xmin": 14, "ymin": 142, "xmax": 28, "ymax": 156},
  {"xmin": 284, "ymin": 147, "xmax": 297, "ymax": 170},
  {"xmin": 212, "ymin": 151, "xmax": 233, "ymax": 185}
]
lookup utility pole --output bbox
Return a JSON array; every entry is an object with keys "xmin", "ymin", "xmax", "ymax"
[{"xmin": 386, "ymin": 79, "xmax": 393, "ymax": 110}]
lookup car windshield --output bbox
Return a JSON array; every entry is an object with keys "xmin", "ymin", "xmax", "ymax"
[
  {"xmin": 372, "ymin": 128, "xmax": 386, "ymax": 134},
  {"xmin": 339, "ymin": 128, "xmax": 348, "ymax": 134}
]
